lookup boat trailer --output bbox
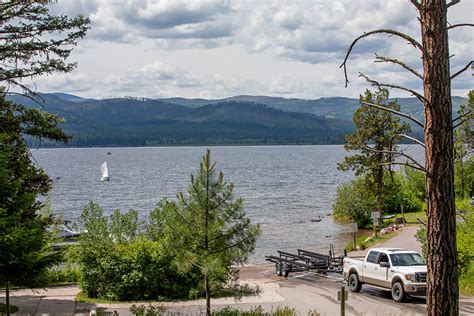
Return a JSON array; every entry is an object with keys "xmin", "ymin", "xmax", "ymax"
[{"xmin": 265, "ymin": 244, "xmax": 345, "ymax": 277}]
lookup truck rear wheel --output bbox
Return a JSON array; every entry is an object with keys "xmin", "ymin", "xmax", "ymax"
[
  {"xmin": 391, "ymin": 282, "xmax": 406, "ymax": 302},
  {"xmin": 348, "ymin": 272, "xmax": 362, "ymax": 292}
]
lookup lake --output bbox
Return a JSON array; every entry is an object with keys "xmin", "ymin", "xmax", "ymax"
[{"xmin": 32, "ymin": 145, "xmax": 422, "ymax": 263}]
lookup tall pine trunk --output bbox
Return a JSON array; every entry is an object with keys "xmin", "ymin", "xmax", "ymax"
[{"xmin": 420, "ymin": 0, "xmax": 458, "ymax": 314}]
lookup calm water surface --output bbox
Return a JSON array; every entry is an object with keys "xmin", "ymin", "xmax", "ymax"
[{"xmin": 32, "ymin": 145, "xmax": 421, "ymax": 263}]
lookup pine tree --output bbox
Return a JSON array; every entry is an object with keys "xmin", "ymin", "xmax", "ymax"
[
  {"xmin": 0, "ymin": 0, "xmax": 89, "ymax": 91},
  {"xmin": 338, "ymin": 88, "xmax": 411, "ymax": 226},
  {"xmin": 156, "ymin": 149, "xmax": 260, "ymax": 316}
]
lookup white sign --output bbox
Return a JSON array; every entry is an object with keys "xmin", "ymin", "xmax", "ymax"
[
  {"xmin": 371, "ymin": 211, "xmax": 381, "ymax": 220},
  {"xmin": 351, "ymin": 222, "xmax": 358, "ymax": 232}
]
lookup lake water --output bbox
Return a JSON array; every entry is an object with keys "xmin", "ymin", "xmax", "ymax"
[{"xmin": 32, "ymin": 145, "xmax": 422, "ymax": 263}]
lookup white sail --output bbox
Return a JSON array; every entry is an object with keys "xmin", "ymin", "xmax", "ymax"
[{"xmin": 101, "ymin": 161, "xmax": 109, "ymax": 181}]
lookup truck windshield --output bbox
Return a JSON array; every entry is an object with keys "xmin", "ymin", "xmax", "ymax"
[{"xmin": 390, "ymin": 253, "xmax": 426, "ymax": 266}]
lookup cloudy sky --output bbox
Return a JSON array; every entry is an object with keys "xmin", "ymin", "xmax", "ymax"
[{"xmin": 34, "ymin": 0, "xmax": 473, "ymax": 99}]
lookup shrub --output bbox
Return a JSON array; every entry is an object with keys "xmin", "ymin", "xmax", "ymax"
[
  {"xmin": 416, "ymin": 198, "xmax": 474, "ymax": 294},
  {"xmin": 333, "ymin": 169, "xmax": 425, "ymax": 227},
  {"xmin": 75, "ymin": 202, "xmax": 201, "ymax": 301},
  {"xmin": 333, "ymin": 177, "xmax": 375, "ymax": 227}
]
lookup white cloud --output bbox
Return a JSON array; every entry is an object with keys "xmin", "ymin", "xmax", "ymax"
[{"xmin": 32, "ymin": 0, "xmax": 474, "ymax": 99}]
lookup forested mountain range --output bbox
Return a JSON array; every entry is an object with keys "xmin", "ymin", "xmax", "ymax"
[{"xmin": 8, "ymin": 93, "xmax": 467, "ymax": 147}]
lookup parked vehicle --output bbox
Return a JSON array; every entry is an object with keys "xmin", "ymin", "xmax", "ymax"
[{"xmin": 343, "ymin": 248, "xmax": 426, "ymax": 302}]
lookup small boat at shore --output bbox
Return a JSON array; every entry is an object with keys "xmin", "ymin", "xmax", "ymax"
[{"xmin": 52, "ymin": 221, "xmax": 82, "ymax": 251}]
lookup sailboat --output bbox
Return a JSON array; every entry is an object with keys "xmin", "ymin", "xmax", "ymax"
[{"xmin": 101, "ymin": 161, "xmax": 110, "ymax": 181}]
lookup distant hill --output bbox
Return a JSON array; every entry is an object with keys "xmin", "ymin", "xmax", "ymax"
[
  {"xmin": 159, "ymin": 95, "xmax": 467, "ymax": 122},
  {"xmin": 7, "ymin": 93, "xmax": 467, "ymax": 147}
]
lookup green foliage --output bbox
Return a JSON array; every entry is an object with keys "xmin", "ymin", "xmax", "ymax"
[
  {"xmin": 381, "ymin": 169, "xmax": 424, "ymax": 214},
  {"xmin": 153, "ymin": 150, "xmax": 260, "ymax": 314},
  {"xmin": 415, "ymin": 199, "xmax": 474, "ymax": 295},
  {"xmin": 75, "ymin": 202, "xmax": 199, "ymax": 301},
  {"xmin": 212, "ymin": 306, "xmax": 310, "ymax": 316},
  {"xmin": 130, "ymin": 304, "xmax": 166, "ymax": 316},
  {"xmin": 338, "ymin": 89, "xmax": 410, "ymax": 176},
  {"xmin": 0, "ymin": 96, "xmax": 70, "ymax": 291},
  {"xmin": 333, "ymin": 177, "xmax": 375, "ymax": 227},
  {"xmin": 333, "ymin": 168, "xmax": 424, "ymax": 227},
  {"xmin": 0, "ymin": 303, "xmax": 18, "ymax": 313},
  {"xmin": 41, "ymin": 261, "xmax": 81, "ymax": 285},
  {"xmin": 338, "ymin": 88, "xmax": 411, "ymax": 217},
  {"xmin": 454, "ymin": 90, "xmax": 474, "ymax": 199},
  {"xmin": 0, "ymin": 1, "xmax": 89, "ymax": 91}
]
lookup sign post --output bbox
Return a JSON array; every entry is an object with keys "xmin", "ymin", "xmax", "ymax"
[
  {"xmin": 351, "ymin": 222, "xmax": 358, "ymax": 250},
  {"xmin": 371, "ymin": 210, "xmax": 380, "ymax": 237},
  {"xmin": 337, "ymin": 286, "xmax": 348, "ymax": 316}
]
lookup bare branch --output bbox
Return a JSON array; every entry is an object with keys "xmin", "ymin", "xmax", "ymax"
[
  {"xmin": 448, "ymin": 23, "xmax": 474, "ymax": 30},
  {"xmin": 450, "ymin": 61, "xmax": 473, "ymax": 80},
  {"xmin": 359, "ymin": 73, "xmax": 427, "ymax": 103},
  {"xmin": 454, "ymin": 119, "xmax": 467, "ymax": 129},
  {"xmin": 395, "ymin": 133, "xmax": 425, "ymax": 147},
  {"xmin": 447, "ymin": 0, "xmax": 461, "ymax": 8},
  {"xmin": 365, "ymin": 146, "xmax": 426, "ymax": 172},
  {"xmin": 417, "ymin": 217, "xmax": 427, "ymax": 226},
  {"xmin": 374, "ymin": 54, "xmax": 423, "ymax": 79},
  {"xmin": 361, "ymin": 100, "xmax": 424, "ymax": 128},
  {"xmin": 340, "ymin": 29, "xmax": 424, "ymax": 87},
  {"xmin": 410, "ymin": 0, "xmax": 421, "ymax": 10},
  {"xmin": 453, "ymin": 110, "xmax": 471, "ymax": 124},
  {"xmin": 380, "ymin": 162, "xmax": 427, "ymax": 174}
]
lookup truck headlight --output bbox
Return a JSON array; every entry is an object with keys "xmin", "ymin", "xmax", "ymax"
[{"xmin": 404, "ymin": 273, "xmax": 416, "ymax": 281}]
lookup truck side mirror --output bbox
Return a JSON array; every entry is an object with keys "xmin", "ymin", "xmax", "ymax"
[{"xmin": 380, "ymin": 262, "xmax": 390, "ymax": 268}]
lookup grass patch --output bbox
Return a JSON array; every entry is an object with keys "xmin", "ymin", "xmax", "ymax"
[
  {"xmin": 345, "ymin": 230, "xmax": 399, "ymax": 252},
  {"xmin": 391, "ymin": 211, "xmax": 427, "ymax": 224},
  {"xmin": 460, "ymin": 271, "xmax": 474, "ymax": 296},
  {"xmin": 0, "ymin": 302, "xmax": 19, "ymax": 313}
]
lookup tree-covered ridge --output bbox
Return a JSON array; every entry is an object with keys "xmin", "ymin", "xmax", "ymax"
[{"xmin": 8, "ymin": 93, "xmax": 467, "ymax": 147}]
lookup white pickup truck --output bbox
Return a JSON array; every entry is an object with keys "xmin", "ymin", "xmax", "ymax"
[{"xmin": 343, "ymin": 248, "xmax": 427, "ymax": 302}]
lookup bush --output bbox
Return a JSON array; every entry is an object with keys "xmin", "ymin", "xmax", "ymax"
[
  {"xmin": 415, "ymin": 198, "xmax": 474, "ymax": 295},
  {"xmin": 333, "ymin": 169, "xmax": 425, "ymax": 227},
  {"xmin": 212, "ymin": 306, "xmax": 302, "ymax": 316},
  {"xmin": 75, "ymin": 202, "xmax": 202, "ymax": 301},
  {"xmin": 333, "ymin": 177, "xmax": 375, "ymax": 227}
]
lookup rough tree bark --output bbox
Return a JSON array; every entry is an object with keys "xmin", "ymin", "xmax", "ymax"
[
  {"xmin": 420, "ymin": 0, "xmax": 458, "ymax": 314},
  {"xmin": 340, "ymin": 0, "xmax": 467, "ymax": 313}
]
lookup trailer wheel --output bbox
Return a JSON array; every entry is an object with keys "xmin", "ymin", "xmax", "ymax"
[
  {"xmin": 281, "ymin": 264, "xmax": 289, "ymax": 277},
  {"xmin": 348, "ymin": 272, "xmax": 362, "ymax": 292},
  {"xmin": 276, "ymin": 263, "xmax": 282, "ymax": 276}
]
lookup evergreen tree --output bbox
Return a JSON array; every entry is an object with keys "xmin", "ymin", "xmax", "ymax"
[
  {"xmin": 338, "ymin": 88, "xmax": 410, "ymax": 223},
  {"xmin": 156, "ymin": 149, "xmax": 260, "ymax": 316},
  {"xmin": 0, "ymin": 96, "xmax": 70, "ymax": 315},
  {"xmin": 0, "ymin": 0, "xmax": 89, "ymax": 92}
]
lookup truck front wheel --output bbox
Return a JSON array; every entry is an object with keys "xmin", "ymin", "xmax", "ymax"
[
  {"xmin": 348, "ymin": 273, "xmax": 362, "ymax": 292},
  {"xmin": 391, "ymin": 282, "xmax": 406, "ymax": 302}
]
